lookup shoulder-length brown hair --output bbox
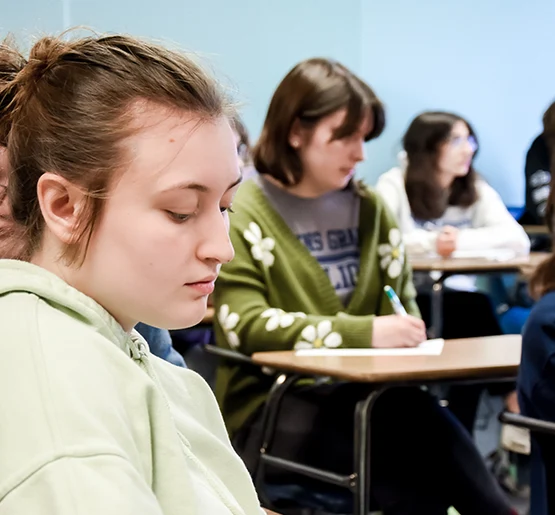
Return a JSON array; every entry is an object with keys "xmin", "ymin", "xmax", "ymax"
[
  {"xmin": 403, "ymin": 111, "xmax": 479, "ymax": 221},
  {"xmin": 253, "ymin": 58, "xmax": 385, "ymax": 187}
]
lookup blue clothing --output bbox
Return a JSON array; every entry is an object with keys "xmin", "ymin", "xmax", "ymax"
[
  {"xmin": 518, "ymin": 291, "xmax": 555, "ymax": 514},
  {"xmin": 135, "ymin": 323, "xmax": 186, "ymax": 368}
]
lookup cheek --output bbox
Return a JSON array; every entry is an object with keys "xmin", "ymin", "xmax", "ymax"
[
  {"xmin": 437, "ymin": 146, "xmax": 454, "ymax": 167},
  {"xmin": 309, "ymin": 140, "xmax": 340, "ymax": 165},
  {"xmin": 91, "ymin": 204, "xmax": 185, "ymax": 272}
]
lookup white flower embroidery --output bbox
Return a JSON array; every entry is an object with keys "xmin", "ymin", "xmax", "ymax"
[
  {"xmin": 261, "ymin": 308, "xmax": 307, "ymax": 332},
  {"xmin": 244, "ymin": 222, "xmax": 275, "ymax": 267},
  {"xmin": 294, "ymin": 320, "xmax": 342, "ymax": 350},
  {"xmin": 218, "ymin": 304, "xmax": 240, "ymax": 349},
  {"xmin": 378, "ymin": 228, "xmax": 404, "ymax": 279}
]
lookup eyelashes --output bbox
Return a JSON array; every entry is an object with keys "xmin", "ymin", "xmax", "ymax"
[
  {"xmin": 166, "ymin": 211, "xmax": 192, "ymax": 223},
  {"xmin": 166, "ymin": 205, "xmax": 234, "ymax": 224}
]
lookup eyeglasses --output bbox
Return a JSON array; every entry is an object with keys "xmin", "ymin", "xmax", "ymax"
[{"xmin": 449, "ymin": 135, "xmax": 478, "ymax": 152}]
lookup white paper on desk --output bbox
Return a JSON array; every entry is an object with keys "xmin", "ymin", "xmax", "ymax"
[{"xmin": 295, "ymin": 338, "xmax": 444, "ymax": 357}]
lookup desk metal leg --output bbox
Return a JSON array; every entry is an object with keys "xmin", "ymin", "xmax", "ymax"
[
  {"xmin": 254, "ymin": 373, "xmax": 300, "ymax": 498},
  {"xmin": 353, "ymin": 387, "xmax": 388, "ymax": 515},
  {"xmin": 429, "ymin": 278, "xmax": 445, "ymax": 339}
]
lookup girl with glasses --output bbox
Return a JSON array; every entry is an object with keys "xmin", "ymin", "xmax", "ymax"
[{"xmin": 376, "ymin": 111, "xmax": 529, "ymax": 258}]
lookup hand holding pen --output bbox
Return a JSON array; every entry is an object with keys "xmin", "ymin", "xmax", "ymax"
[{"xmin": 371, "ymin": 286, "xmax": 427, "ymax": 348}]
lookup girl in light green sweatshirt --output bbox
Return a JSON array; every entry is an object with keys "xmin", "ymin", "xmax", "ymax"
[{"xmin": 0, "ymin": 35, "xmax": 263, "ymax": 514}]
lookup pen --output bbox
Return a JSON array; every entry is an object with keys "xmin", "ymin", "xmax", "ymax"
[{"xmin": 384, "ymin": 285, "xmax": 408, "ymax": 316}]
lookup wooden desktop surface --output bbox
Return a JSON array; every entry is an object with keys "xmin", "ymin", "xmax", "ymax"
[
  {"xmin": 252, "ymin": 335, "xmax": 521, "ymax": 384},
  {"xmin": 522, "ymin": 225, "xmax": 550, "ymax": 236},
  {"xmin": 410, "ymin": 251, "xmax": 547, "ymax": 274}
]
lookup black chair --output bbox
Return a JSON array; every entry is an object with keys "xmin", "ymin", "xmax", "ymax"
[
  {"xmin": 499, "ymin": 412, "xmax": 555, "ymax": 514},
  {"xmin": 202, "ymin": 344, "xmax": 357, "ymax": 515}
]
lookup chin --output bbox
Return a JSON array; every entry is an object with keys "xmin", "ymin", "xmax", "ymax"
[
  {"xmin": 333, "ymin": 177, "xmax": 352, "ymax": 192},
  {"xmin": 165, "ymin": 297, "xmax": 209, "ymax": 330}
]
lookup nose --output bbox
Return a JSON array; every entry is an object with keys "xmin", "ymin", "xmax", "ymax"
[
  {"xmin": 352, "ymin": 138, "xmax": 366, "ymax": 163},
  {"xmin": 197, "ymin": 210, "xmax": 235, "ymax": 265}
]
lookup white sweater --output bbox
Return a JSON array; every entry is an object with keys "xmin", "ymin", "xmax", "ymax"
[{"xmin": 375, "ymin": 167, "xmax": 530, "ymax": 256}]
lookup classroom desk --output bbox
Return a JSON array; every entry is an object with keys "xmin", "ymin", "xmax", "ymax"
[
  {"xmin": 251, "ymin": 335, "xmax": 521, "ymax": 515},
  {"xmin": 252, "ymin": 334, "xmax": 521, "ymax": 384},
  {"xmin": 522, "ymin": 224, "xmax": 550, "ymax": 236},
  {"xmin": 409, "ymin": 252, "xmax": 548, "ymax": 338}
]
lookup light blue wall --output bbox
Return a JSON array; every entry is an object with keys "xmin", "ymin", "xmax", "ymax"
[
  {"xmin": 1, "ymin": 0, "xmax": 363, "ymax": 144},
  {"xmin": 361, "ymin": 0, "xmax": 555, "ymax": 206},
  {"xmin": 2, "ymin": 0, "xmax": 554, "ymax": 206},
  {"xmin": 0, "ymin": 0, "xmax": 65, "ymax": 36}
]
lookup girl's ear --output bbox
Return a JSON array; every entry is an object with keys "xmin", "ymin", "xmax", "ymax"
[{"xmin": 36, "ymin": 173, "xmax": 87, "ymax": 244}]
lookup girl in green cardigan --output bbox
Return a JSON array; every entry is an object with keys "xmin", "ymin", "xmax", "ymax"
[{"xmin": 214, "ymin": 59, "xmax": 515, "ymax": 515}]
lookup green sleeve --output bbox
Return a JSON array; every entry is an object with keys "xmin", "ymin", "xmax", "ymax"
[
  {"xmin": 213, "ymin": 217, "xmax": 374, "ymax": 356},
  {"xmin": 0, "ymin": 455, "xmax": 165, "ymax": 515},
  {"xmin": 399, "ymin": 254, "xmax": 420, "ymax": 318},
  {"xmin": 375, "ymin": 191, "xmax": 421, "ymax": 320}
]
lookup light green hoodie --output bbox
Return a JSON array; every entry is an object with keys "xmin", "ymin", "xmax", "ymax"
[{"xmin": 0, "ymin": 259, "xmax": 263, "ymax": 515}]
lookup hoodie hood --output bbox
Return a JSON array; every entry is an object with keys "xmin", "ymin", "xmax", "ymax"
[{"xmin": 0, "ymin": 259, "xmax": 134, "ymax": 354}]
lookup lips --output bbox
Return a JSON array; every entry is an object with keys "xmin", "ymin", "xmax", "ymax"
[
  {"xmin": 185, "ymin": 280, "xmax": 215, "ymax": 295},
  {"xmin": 184, "ymin": 275, "xmax": 218, "ymax": 296}
]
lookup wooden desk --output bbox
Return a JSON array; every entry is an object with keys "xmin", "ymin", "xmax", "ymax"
[
  {"xmin": 409, "ymin": 252, "xmax": 548, "ymax": 338},
  {"xmin": 410, "ymin": 251, "xmax": 546, "ymax": 274},
  {"xmin": 522, "ymin": 225, "xmax": 550, "ymax": 236},
  {"xmin": 520, "ymin": 251, "xmax": 550, "ymax": 278},
  {"xmin": 252, "ymin": 334, "xmax": 521, "ymax": 384},
  {"xmin": 252, "ymin": 335, "xmax": 521, "ymax": 515}
]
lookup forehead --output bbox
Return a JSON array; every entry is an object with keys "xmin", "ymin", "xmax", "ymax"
[
  {"xmin": 119, "ymin": 104, "xmax": 237, "ymax": 191},
  {"xmin": 450, "ymin": 120, "xmax": 469, "ymax": 136}
]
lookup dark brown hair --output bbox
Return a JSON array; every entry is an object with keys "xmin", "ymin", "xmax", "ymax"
[
  {"xmin": 529, "ymin": 102, "xmax": 555, "ymax": 298},
  {"xmin": 0, "ymin": 39, "xmax": 27, "ymax": 260},
  {"xmin": 403, "ymin": 111, "xmax": 478, "ymax": 221},
  {"xmin": 542, "ymin": 100, "xmax": 555, "ymax": 149},
  {"xmin": 0, "ymin": 33, "xmax": 232, "ymax": 264},
  {"xmin": 529, "ymin": 190, "xmax": 555, "ymax": 299},
  {"xmin": 231, "ymin": 114, "xmax": 251, "ymax": 164},
  {"xmin": 253, "ymin": 58, "xmax": 385, "ymax": 186},
  {"xmin": 0, "ymin": 40, "xmax": 26, "ymax": 146}
]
